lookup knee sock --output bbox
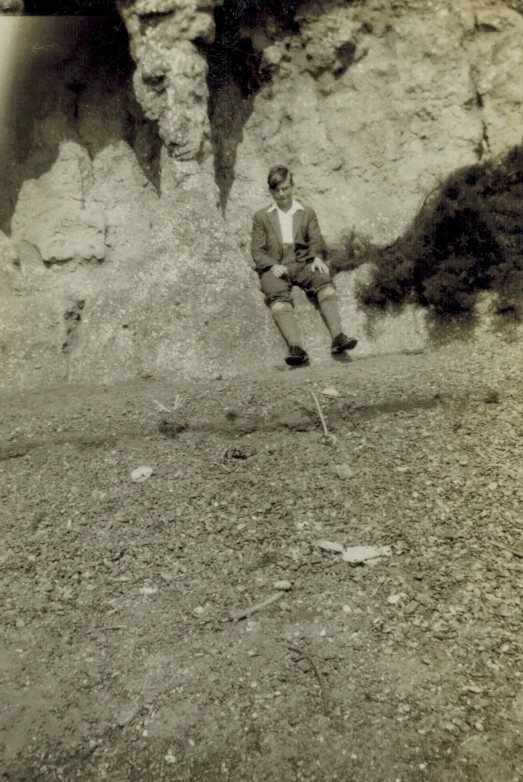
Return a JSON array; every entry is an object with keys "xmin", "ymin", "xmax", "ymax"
[
  {"xmin": 272, "ymin": 310, "xmax": 301, "ymax": 347},
  {"xmin": 318, "ymin": 294, "xmax": 342, "ymax": 338}
]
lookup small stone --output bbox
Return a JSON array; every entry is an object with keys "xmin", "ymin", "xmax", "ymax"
[
  {"xmin": 484, "ymin": 390, "xmax": 499, "ymax": 404},
  {"xmin": 139, "ymin": 585, "xmax": 157, "ymax": 595},
  {"xmin": 273, "ymin": 580, "xmax": 292, "ymax": 591},
  {"xmin": 387, "ymin": 594, "xmax": 402, "ymax": 605},
  {"xmin": 333, "ymin": 463, "xmax": 352, "ymax": 480},
  {"xmin": 131, "ymin": 466, "xmax": 153, "ymax": 483},
  {"xmin": 117, "ymin": 708, "xmax": 136, "ymax": 727}
]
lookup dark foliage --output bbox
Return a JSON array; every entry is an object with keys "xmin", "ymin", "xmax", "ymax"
[{"xmin": 357, "ymin": 144, "xmax": 523, "ymax": 315}]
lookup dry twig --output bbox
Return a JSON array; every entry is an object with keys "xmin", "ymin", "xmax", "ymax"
[
  {"xmin": 152, "ymin": 399, "xmax": 171, "ymax": 412},
  {"xmin": 310, "ymin": 390, "xmax": 329, "ymax": 437},
  {"xmin": 230, "ymin": 591, "xmax": 284, "ymax": 621},
  {"xmin": 288, "ymin": 643, "xmax": 330, "ymax": 715},
  {"xmin": 152, "ymin": 395, "xmax": 185, "ymax": 414}
]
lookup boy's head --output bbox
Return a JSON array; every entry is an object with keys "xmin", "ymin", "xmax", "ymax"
[{"xmin": 268, "ymin": 165, "xmax": 294, "ymax": 210}]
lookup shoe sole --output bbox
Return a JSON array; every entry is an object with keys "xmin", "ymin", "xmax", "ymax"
[
  {"xmin": 332, "ymin": 337, "xmax": 357, "ymax": 355},
  {"xmin": 285, "ymin": 355, "xmax": 310, "ymax": 367}
]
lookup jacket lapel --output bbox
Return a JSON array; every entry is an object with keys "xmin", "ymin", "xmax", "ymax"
[
  {"xmin": 267, "ymin": 209, "xmax": 283, "ymax": 246},
  {"xmin": 293, "ymin": 209, "xmax": 304, "ymax": 241}
]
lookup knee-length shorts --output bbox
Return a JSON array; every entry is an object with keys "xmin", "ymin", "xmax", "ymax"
[{"xmin": 259, "ymin": 260, "xmax": 333, "ymax": 308}]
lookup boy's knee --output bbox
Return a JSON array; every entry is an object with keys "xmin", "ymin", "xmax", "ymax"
[
  {"xmin": 270, "ymin": 300, "xmax": 293, "ymax": 312},
  {"xmin": 317, "ymin": 284, "xmax": 336, "ymax": 303}
]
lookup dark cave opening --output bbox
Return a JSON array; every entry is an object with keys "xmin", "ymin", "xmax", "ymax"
[
  {"xmin": 23, "ymin": 0, "xmax": 116, "ymax": 14},
  {"xmin": 203, "ymin": 0, "xmax": 302, "ymax": 213},
  {"xmin": 1, "ymin": 9, "xmax": 161, "ymax": 232}
]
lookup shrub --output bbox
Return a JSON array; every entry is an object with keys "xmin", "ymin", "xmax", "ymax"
[{"xmin": 358, "ymin": 143, "xmax": 523, "ymax": 315}]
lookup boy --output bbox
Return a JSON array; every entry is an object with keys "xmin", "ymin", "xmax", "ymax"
[{"xmin": 251, "ymin": 165, "xmax": 357, "ymax": 366}]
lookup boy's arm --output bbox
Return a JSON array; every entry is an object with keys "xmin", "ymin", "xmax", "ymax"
[
  {"xmin": 306, "ymin": 208, "xmax": 326, "ymax": 260},
  {"xmin": 251, "ymin": 212, "xmax": 276, "ymax": 269}
]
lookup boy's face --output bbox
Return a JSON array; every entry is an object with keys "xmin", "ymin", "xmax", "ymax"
[{"xmin": 270, "ymin": 176, "xmax": 293, "ymax": 210}]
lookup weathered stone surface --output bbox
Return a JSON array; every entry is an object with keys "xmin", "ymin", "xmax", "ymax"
[
  {"xmin": 0, "ymin": 292, "xmax": 68, "ymax": 392},
  {"xmin": 225, "ymin": 0, "xmax": 523, "ymax": 246},
  {"xmin": 12, "ymin": 141, "xmax": 105, "ymax": 264},
  {"xmin": 67, "ymin": 171, "xmax": 277, "ymax": 383},
  {"xmin": 0, "ymin": 230, "xmax": 21, "ymax": 291},
  {"xmin": 118, "ymin": 0, "xmax": 221, "ymax": 160}
]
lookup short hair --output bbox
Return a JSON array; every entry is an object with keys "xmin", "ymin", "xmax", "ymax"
[{"xmin": 268, "ymin": 165, "xmax": 293, "ymax": 191}]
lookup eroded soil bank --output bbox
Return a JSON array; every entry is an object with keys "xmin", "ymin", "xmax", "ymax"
[{"xmin": 1, "ymin": 336, "xmax": 523, "ymax": 782}]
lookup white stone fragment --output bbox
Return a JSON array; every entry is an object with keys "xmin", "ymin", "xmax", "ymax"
[{"xmin": 273, "ymin": 580, "xmax": 292, "ymax": 591}]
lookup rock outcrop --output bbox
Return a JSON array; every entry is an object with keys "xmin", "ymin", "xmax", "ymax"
[
  {"xmin": 1, "ymin": 0, "xmax": 522, "ymax": 392},
  {"xmin": 224, "ymin": 0, "xmax": 523, "ymax": 246},
  {"xmin": 118, "ymin": 0, "xmax": 223, "ymax": 161}
]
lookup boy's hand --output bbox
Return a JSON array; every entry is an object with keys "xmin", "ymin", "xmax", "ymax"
[
  {"xmin": 311, "ymin": 257, "xmax": 329, "ymax": 274},
  {"xmin": 271, "ymin": 264, "xmax": 288, "ymax": 278}
]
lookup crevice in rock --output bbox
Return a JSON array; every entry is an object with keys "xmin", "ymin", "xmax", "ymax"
[
  {"xmin": 333, "ymin": 40, "xmax": 357, "ymax": 78},
  {"xmin": 203, "ymin": 0, "xmax": 302, "ymax": 213},
  {"xmin": 138, "ymin": 10, "xmax": 175, "ymax": 35},
  {"xmin": 23, "ymin": 0, "xmax": 115, "ymax": 12},
  {"xmin": 62, "ymin": 299, "xmax": 85, "ymax": 383},
  {"xmin": 62, "ymin": 300, "xmax": 85, "ymax": 354},
  {"xmin": 472, "ymin": 89, "xmax": 490, "ymax": 162}
]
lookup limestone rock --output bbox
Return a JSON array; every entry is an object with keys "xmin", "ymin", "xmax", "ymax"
[
  {"xmin": 0, "ymin": 292, "xmax": 68, "ymax": 392},
  {"xmin": 67, "ymin": 179, "xmax": 277, "ymax": 384},
  {"xmin": 11, "ymin": 142, "xmax": 105, "ymax": 265},
  {"xmin": 225, "ymin": 0, "xmax": 523, "ymax": 246},
  {"xmin": 119, "ymin": 0, "xmax": 221, "ymax": 160},
  {"xmin": 0, "ymin": 230, "xmax": 21, "ymax": 290}
]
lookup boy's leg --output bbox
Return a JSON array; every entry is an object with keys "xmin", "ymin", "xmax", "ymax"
[
  {"xmin": 270, "ymin": 300, "xmax": 301, "ymax": 346},
  {"xmin": 296, "ymin": 263, "xmax": 358, "ymax": 353},
  {"xmin": 316, "ymin": 285, "xmax": 342, "ymax": 338},
  {"xmin": 259, "ymin": 269, "xmax": 296, "ymax": 344},
  {"xmin": 259, "ymin": 268, "xmax": 309, "ymax": 365}
]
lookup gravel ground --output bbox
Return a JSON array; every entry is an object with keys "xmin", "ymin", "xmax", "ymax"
[{"xmin": 1, "ymin": 332, "xmax": 523, "ymax": 782}]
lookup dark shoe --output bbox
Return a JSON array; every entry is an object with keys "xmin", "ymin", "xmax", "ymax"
[
  {"xmin": 331, "ymin": 333, "xmax": 358, "ymax": 355},
  {"xmin": 285, "ymin": 344, "xmax": 310, "ymax": 367}
]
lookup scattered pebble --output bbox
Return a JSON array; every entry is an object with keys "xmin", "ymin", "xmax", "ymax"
[
  {"xmin": 273, "ymin": 580, "xmax": 292, "ymax": 591},
  {"xmin": 131, "ymin": 466, "xmax": 153, "ymax": 483}
]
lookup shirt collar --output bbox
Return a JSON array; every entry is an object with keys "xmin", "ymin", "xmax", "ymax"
[{"xmin": 267, "ymin": 200, "xmax": 304, "ymax": 215}]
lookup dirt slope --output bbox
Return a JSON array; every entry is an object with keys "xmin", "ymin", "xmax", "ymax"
[{"xmin": 1, "ymin": 336, "xmax": 522, "ymax": 782}]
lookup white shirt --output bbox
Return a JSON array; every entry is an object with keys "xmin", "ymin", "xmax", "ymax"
[{"xmin": 267, "ymin": 200, "xmax": 304, "ymax": 244}]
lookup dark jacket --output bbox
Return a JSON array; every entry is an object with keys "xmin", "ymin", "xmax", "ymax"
[{"xmin": 251, "ymin": 204, "xmax": 326, "ymax": 271}]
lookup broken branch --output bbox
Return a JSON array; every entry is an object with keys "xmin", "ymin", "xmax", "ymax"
[
  {"xmin": 310, "ymin": 390, "xmax": 329, "ymax": 438},
  {"xmin": 152, "ymin": 399, "xmax": 172, "ymax": 413},
  {"xmin": 230, "ymin": 591, "xmax": 284, "ymax": 621},
  {"xmin": 288, "ymin": 643, "xmax": 330, "ymax": 715}
]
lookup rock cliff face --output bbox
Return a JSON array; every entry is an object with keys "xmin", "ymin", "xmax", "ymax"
[{"xmin": 1, "ymin": 0, "xmax": 522, "ymax": 391}]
